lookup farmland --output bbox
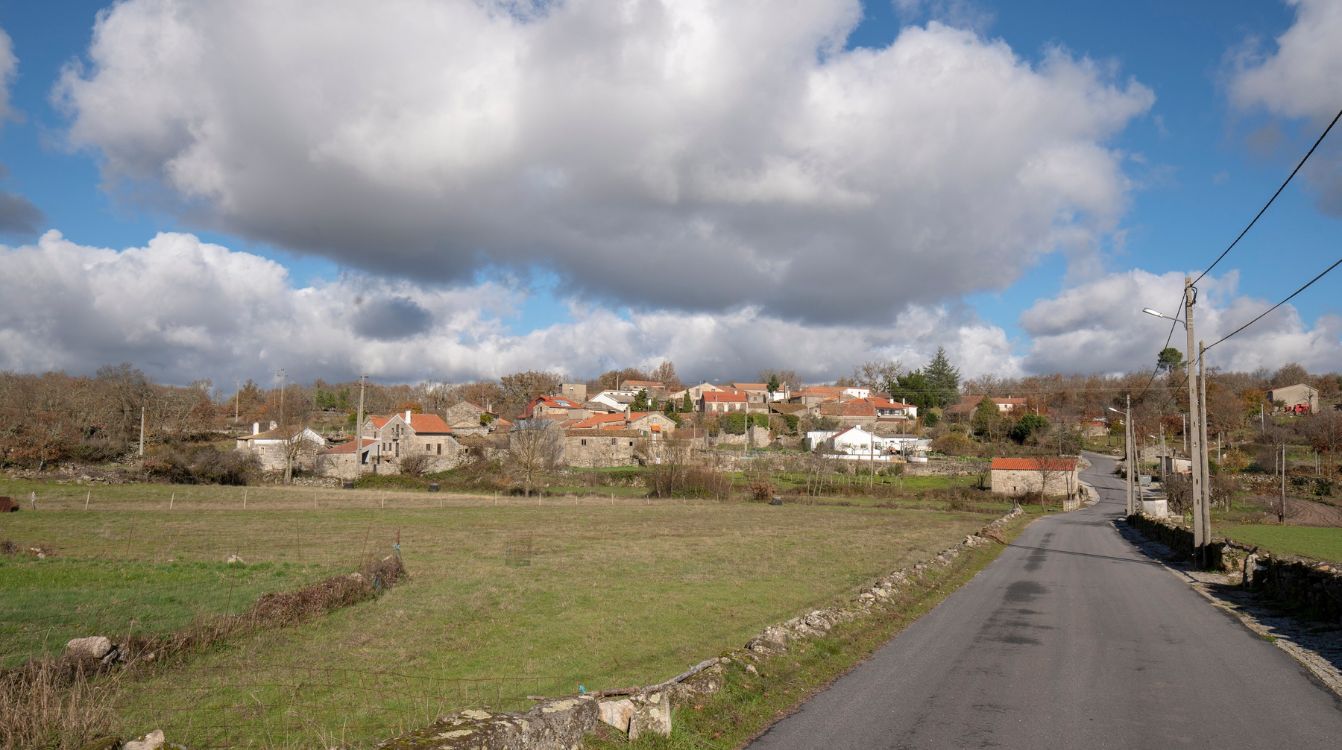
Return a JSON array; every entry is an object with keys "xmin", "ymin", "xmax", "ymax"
[
  {"xmin": 1219, "ymin": 523, "xmax": 1342, "ymax": 564},
  {"xmin": 0, "ymin": 479, "xmax": 1006, "ymax": 748}
]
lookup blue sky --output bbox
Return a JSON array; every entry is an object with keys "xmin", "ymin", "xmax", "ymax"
[{"xmin": 0, "ymin": 0, "xmax": 1337, "ymax": 384}]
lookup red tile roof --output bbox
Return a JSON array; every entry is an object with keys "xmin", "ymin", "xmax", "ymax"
[
  {"xmin": 991, "ymin": 457, "xmax": 1077, "ymax": 471},
  {"xmin": 369, "ymin": 416, "xmax": 391, "ymax": 428},
  {"xmin": 703, "ymin": 391, "xmax": 746, "ymax": 403},
  {"xmin": 321, "ymin": 438, "xmax": 376, "ymax": 455},
  {"xmin": 870, "ymin": 397, "xmax": 914, "ymax": 410},
  {"xmin": 407, "ymin": 413, "xmax": 452, "ymax": 433}
]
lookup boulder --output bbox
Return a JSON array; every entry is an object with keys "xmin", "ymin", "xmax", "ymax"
[
  {"xmin": 597, "ymin": 698, "xmax": 635, "ymax": 733},
  {"xmin": 66, "ymin": 636, "xmax": 113, "ymax": 660},
  {"xmin": 122, "ymin": 729, "xmax": 165, "ymax": 750},
  {"xmin": 628, "ymin": 691, "xmax": 672, "ymax": 739}
]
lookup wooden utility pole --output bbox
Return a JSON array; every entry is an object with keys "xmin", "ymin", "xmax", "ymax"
[{"xmin": 138, "ymin": 406, "xmax": 145, "ymax": 457}]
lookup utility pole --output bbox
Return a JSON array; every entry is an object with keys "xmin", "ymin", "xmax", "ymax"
[
  {"xmin": 1279, "ymin": 443, "xmax": 1286, "ymax": 524},
  {"xmin": 1125, "ymin": 394, "xmax": 1135, "ymax": 516},
  {"xmin": 277, "ymin": 368, "xmax": 290, "ymax": 484},
  {"xmin": 1159, "ymin": 429, "xmax": 1167, "ymax": 485},
  {"xmin": 1198, "ymin": 341, "xmax": 1212, "ymax": 537},
  {"xmin": 138, "ymin": 405, "xmax": 145, "ymax": 457},
  {"xmin": 1184, "ymin": 277, "xmax": 1206, "ymax": 562},
  {"xmin": 355, "ymin": 374, "xmax": 367, "ymax": 473},
  {"xmin": 234, "ymin": 379, "xmax": 240, "ymax": 424},
  {"xmin": 1182, "ymin": 413, "xmax": 1188, "ymax": 456}
]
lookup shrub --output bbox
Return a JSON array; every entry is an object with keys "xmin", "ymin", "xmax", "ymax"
[
  {"xmin": 399, "ymin": 453, "xmax": 431, "ymax": 477},
  {"xmin": 749, "ymin": 479, "xmax": 776, "ymax": 503},
  {"xmin": 143, "ymin": 446, "xmax": 259, "ymax": 485},
  {"xmin": 931, "ymin": 432, "xmax": 973, "ymax": 456},
  {"xmin": 720, "ymin": 412, "xmax": 769, "ymax": 435}
]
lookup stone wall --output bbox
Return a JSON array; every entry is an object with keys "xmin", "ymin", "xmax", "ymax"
[{"xmin": 1126, "ymin": 513, "xmax": 1342, "ymax": 625}]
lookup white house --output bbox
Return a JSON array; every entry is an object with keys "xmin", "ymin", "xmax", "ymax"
[
  {"xmin": 236, "ymin": 422, "xmax": 327, "ymax": 473},
  {"xmin": 590, "ymin": 390, "xmax": 636, "ymax": 412},
  {"xmin": 825, "ymin": 426, "xmax": 930, "ymax": 459}
]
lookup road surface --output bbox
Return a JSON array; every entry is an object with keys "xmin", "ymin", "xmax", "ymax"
[{"xmin": 750, "ymin": 452, "xmax": 1342, "ymax": 749}]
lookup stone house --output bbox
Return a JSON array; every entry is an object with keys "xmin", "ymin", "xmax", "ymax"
[
  {"xmin": 670, "ymin": 382, "xmax": 724, "ymax": 404},
  {"xmin": 700, "ymin": 390, "xmax": 747, "ymax": 413},
  {"xmin": 321, "ymin": 410, "xmax": 463, "ymax": 477},
  {"xmin": 443, "ymin": 401, "xmax": 493, "ymax": 435},
  {"xmin": 619, "ymin": 379, "xmax": 668, "ymax": 400},
  {"xmin": 525, "ymin": 395, "xmax": 589, "ymax": 421},
  {"xmin": 563, "ymin": 429, "xmax": 644, "ymax": 467},
  {"xmin": 235, "ymin": 422, "xmax": 326, "ymax": 473},
  {"xmin": 567, "ymin": 411, "xmax": 677, "ymax": 436},
  {"xmin": 1267, "ymin": 383, "xmax": 1319, "ymax": 414},
  {"xmin": 560, "ymin": 382, "xmax": 589, "ymax": 403},
  {"xmin": 989, "ymin": 456, "xmax": 1079, "ymax": 498}
]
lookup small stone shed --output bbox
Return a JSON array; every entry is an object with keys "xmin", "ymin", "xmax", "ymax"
[{"xmin": 989, "ymin": 456, "xmax": 1079, "ymax": 498}]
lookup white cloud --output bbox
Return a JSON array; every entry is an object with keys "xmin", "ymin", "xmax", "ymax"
[
  {"xmin": 0, "ymin": 230, "xmax": 1020, "ymax": 385},
  {"xmin": 1229, "ymin": 0, "xmax": 1342, "ymax": 214},
  {"xmin": 0, "ymin": 27, "xmax": 15, "ymax": 122},
  {"xmin": 1020, "ymin": 269, "xmax": 1342, "ymax": 375},
  {"xmin": 56, "ymin": 0, "xmax": 1152, "ymax": 324}
]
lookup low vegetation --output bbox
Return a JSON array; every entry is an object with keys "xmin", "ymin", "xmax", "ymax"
[
  {"xmin": 0, "ymin": 485, "xmax": 998, "ymax": 748},
  {"xmin": 1219, "ymin": 524, "xmax": 1342, "ymax": 564}
]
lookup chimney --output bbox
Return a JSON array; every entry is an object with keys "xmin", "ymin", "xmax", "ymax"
[
  {"xmin": 405, "ymin": 409, "xmax": 413, "ymax": 423},
  {"xmin": 252, "ymin": 422, "xmax": 259, "ymax": 435}
]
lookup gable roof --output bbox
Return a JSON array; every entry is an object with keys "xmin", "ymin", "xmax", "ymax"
[
  {"xmin": 703, "ymin": 390, "xmax": 746, "ymax": 403},
  {"xmin": 368, "ymin": 415, "xmax": 391, "ymax": 429},
  {"xmin": 991, "ymin": 457, "xmax": 1078, "ymax": 471},
  {"xmin": 621, "ymin": 379, "xmax": 664, "ymax": 389},
  {"xmin": 321, "ymin": 438, "xmax": 377, "ymax": 455},
  {"xmin": 870, "ymin": 397, "xmax": 914, "ymax": 410},
  {"xmin": 407, "ymin": 413, "xmax": 452, "ymax": 433},
  {"xmin": 568, "ymin": 411, "xmax": 666, "ymax": 429}
]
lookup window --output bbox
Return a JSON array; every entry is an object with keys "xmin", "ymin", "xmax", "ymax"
[
  {"xmin": 425, "ymin": 444, "xmax": 432, "ymax": 452},
  {"xmin": 581, "ymin": 439, "xmax": 588, "ymax": 446},
  {"xmin": 437, "ymin": 444, "xmax": 442, "ymax": 455}
]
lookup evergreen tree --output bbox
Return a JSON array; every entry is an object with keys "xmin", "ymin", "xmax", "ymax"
[
  {"xmin": 767, "ymin": 374, "xmax": 781, "ymax": 393},
  {"xmin": 888, "ymin": 370, "xmax": 934, "ymax": 410},
  {"xmin": 682, "ymin": 393, "xmax": 693, "ymax": 412},
  {"xmin": 924, "ymin": 347, "xmax": 961, "ymax": 409},
  {"xmin": 632, "ymin": 388, "xmax": 650, "ymax": 412}
]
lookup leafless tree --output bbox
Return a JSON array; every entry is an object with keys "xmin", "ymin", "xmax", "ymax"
[{"xmin": 507, "ymin": 419, "xmax": 564, "ymax": 496}]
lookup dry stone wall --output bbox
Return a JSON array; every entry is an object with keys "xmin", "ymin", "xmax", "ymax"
[{"xmin": 1126, "ymin": 513, "xmax": 1342, "ymax": 625}]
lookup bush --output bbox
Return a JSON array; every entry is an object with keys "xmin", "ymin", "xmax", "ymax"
[
  {"xmin": 144, "ymin": 446, "xmax": 260, "ymax": 485},
  {"xmin": 399, "ymin": 453, "xmax": 431, "ymax": 477},
  {"xmin": 720, "ymin": 412, "xmax": 769, "ymax": 435},
  {"xmin": 749, "ymin": 479, "xmax": 775, "ymax": 503},
  {"xmin": 931, "ymin": 432, "xmax": 973, "ymax": 456}
]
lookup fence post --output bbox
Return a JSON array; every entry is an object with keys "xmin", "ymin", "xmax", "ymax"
[
  {"xmin": 243, "ymin": 487, "xmax": 248, "ymax": 509},
  {"xmin": 85, "ymin": 490, "xmax": 91, "ymax": 510},
  {"xmin": 170, "ymin": 491, "xmax": 175, "ymax": 510}
]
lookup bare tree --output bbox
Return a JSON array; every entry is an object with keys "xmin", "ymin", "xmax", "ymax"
[
  {"xmin": 499, "ymin": 371, "xmax": 563, "ymax": 417},
  {"xmin": 507, "ymin": 419, "xmax": 564, "ymax": 496},
  {"xmin": 851, "ymin": 360, "xmax": 902, "ymax": 392}
]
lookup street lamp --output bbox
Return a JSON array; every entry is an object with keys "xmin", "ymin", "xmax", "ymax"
[
  {"xmin": 1141, "ymin": 308, "xmax": 1185, "ymax": 327},
  {"xmin": 1142, "ymin": 290, "xmax": 1211, "ymax": 562}
]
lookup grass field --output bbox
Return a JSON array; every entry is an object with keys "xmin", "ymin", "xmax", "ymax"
[
  {"xmin": 1220, "ymin": 524, "xmax": 1342, "ymax": 564},
  {"xmin": 0, "ymin": 478, "xmax": 1001, "ymax": 748}
]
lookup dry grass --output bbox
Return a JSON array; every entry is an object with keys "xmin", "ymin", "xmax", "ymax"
[{"xmin": 1, "ymin": 479, "xmax": 994, "ymax": 748}]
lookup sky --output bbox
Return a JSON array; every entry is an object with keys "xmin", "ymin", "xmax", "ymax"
[{"xmin": 0, "ymin": 0, "xmax": 1339, "ymax": 388}]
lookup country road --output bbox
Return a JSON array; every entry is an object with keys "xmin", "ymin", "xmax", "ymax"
[{"xmin": 749, "ymin": 452, "xmax": 1342, "ymax": 749}]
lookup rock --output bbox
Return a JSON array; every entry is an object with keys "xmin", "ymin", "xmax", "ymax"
[
  {"xmin": 598, "ymin": 698, "xmax": 635, "ymax": 733},
  {"xmin": 226, "ymin": 554, "xmax": 244, "ymax": 565},
  {"xmin": 628, "ymin": 691, "xmax": 672, "ymax": 739},
  {"xmin": 66, "ymin": 636, "xmax": 113, "ymax": 660},
  {"xmin": 745, "ymin": 663, "xmax": 759, "ymax": 676},
  {"xmin": 122, "ymin": 729, "xmax": 165, "ymax": 750}
]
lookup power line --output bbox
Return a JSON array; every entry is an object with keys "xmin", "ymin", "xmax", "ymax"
[
  {"xmin": 1204, "ymin": 256, "xmax": 1342, "ymax": 353},
  {"xmin": 1191, "ymin": 106, "xmax": 1342, "ymax": 287}
]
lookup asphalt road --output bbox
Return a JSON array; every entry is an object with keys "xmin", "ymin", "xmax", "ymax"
[{"xmin": 749, "ymin": 452, "xmax": 1342, "ymax": 749}]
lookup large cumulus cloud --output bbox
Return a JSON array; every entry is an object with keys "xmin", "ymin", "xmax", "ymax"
[
  {"xmin": 0, "ymin": 230, "xmax": 1020, "ymax": 385},
  {"xmin": 56, "ymin": 0, "xmax": 1152, "ymax": 323}
]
